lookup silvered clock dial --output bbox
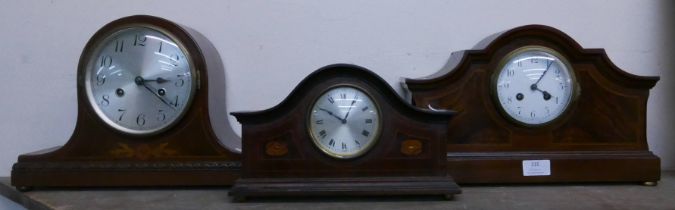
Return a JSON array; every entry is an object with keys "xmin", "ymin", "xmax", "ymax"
[
  {"xmin": 308, "ymin": 85, "xmax": 381, "ymax": 159},
  {"xmin": 84, "ymin": 26, "xmax": 196, "ymax": 135}
]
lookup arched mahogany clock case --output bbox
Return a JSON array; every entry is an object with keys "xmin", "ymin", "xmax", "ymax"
[
  {"xmin": 404, "ymin": 25, "xmax": 660, "ymax": 184},
  {"xmin": 230, "ymin": 64, "xmax": 461, "ymax": 200},
  {"xmin": 11, "ymin": 15, "xmax": 240, "ymax": 189}
]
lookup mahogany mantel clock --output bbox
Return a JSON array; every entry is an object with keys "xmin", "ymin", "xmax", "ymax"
[
  {"xmin": 11, "ymin": 15, "xmax": 240, "ymax": 189},
  {"xmin": 403, "ymin": 25, "xmax": 660, "ymax": 184},
  {"xmin": 230, "ymin": 64, "xmax": 461, "ymax": 200}
]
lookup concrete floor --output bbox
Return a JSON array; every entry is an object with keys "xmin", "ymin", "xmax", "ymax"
[{"xmin": 1, "ymin": 173, "xmax": 674, "ymax": 210}]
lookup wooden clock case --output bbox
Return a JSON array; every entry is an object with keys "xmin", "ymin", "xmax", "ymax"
[
  {"xmin": 11, "ymin": 15, "xmax": 240, "ymax": 189},
  {"xmin": 230, "ymin": 64, "xmax": 461, "ymax": 200},
  {"xmin": 403, "ymin": 25, "xmax": 660, "ymax": 184}
]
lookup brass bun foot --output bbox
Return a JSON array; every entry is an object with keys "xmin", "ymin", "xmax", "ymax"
[
  {"xmin": 232, "ymin": 196, "xmax": 246, "ymax": 202},
  {"xmin": 643, "ymin": 181, "xmax": 657, "ymax": 186},
  {"xmin": 16, "ymin": 186, "xmax": 33, "ymax": 192}
]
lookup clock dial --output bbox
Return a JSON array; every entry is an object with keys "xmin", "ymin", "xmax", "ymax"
[
  {"xmin": 495, "ymin": 47, "xmax": 576, "ymax": 126},
  {"xmin": 309, "ymin": 86, "xmax": 381, "ymax": 159},
  {"xmin": 85, "ymin": 27, "xmax": 196, "ymax": 135}
]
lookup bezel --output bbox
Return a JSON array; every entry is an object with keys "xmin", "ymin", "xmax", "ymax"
[
  {"xmin": 307, "ymin": 84, "xmax": 382, "ymax": 159},
  {"xmin": 81, "ymin": 21, "xmax": 198, "ymax": 136},
  {"xmin": 491, "ymin": 46, "xmax": 580, "ymax": 127}
]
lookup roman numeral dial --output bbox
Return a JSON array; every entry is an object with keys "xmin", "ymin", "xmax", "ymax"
[{"xmin": 309, "ymin": 86, "xmax": 381, "ymax": 159}]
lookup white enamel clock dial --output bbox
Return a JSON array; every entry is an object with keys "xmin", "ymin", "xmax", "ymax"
[
  {"xmin": 85, "ymin": 26, "xmax": 196, "ymax": 135},
  {"xmin": 495, "ymin": 47, "xmax": 576, "ymax": 126},
  {"xmin": 309, "ymin": 86, "xmax": 381, "ymax": 159}
]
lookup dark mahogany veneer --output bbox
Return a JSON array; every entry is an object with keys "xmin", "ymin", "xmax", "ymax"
[
  {"xmin": 230, "ymin": 64, "xmax": 460, "ymax": 200},
  {"xmin": 404, "ymin": 25, "xmax": 660, "ymax": 184},
  {"xmin": 12, "ymin": 15, "xmax": 240, "ymax": 189}
]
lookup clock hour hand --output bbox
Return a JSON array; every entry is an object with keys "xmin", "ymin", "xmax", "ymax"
[
  {"xmin": 143, "ymin": 77, "xmax": 171, "ymax": 84},
  {"xmin": 135, "ymin": 76, "xmax": 177, "ymax": 110},
  {"xmin": 530, "ymin": 84, "xmax": 552, "ymax": 101},
  {"xmin": 318, "ymin": 107, "xmax": 346, "ymax": 124}
]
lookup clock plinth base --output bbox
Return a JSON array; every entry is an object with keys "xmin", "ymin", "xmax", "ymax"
[
  {"xmin": 11, "ymin": 147, "xmax": 241, "ymax": 188},
  {"xmin": 229, "ymin": 176, "xmax": 461, "ymax": 201},
  {"xmin": 12, "ymin": 161, "xmax": 239, "ymax": 191},
  {"xmin": 446, "ymin": 151, "xmax": 660, "ymax": 184}
]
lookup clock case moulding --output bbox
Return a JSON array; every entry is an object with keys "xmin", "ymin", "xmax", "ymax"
[
  {"xmin": 230, "ymin": 64, "xmax": 461, "ymax": 200},
  {"xmin": 403, "ymin": 24, "xmax": 660, "ymax": 184},
  {"xmin": 11, "ymin": 15, "xmax": 241, "ymax": 190}
]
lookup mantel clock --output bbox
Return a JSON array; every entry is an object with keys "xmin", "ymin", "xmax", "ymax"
[
  {"xmin": 12, "ymin": 15, "xmax": 240, "ymax": 190},
  {"xmin": 404, "ymin": 25, "xmax": 660, "ymax": 184}
]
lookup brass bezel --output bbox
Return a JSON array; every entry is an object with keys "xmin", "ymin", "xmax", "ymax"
[
  {"xmin": 306, "ymin": 84, "xmax": 383, "ymax": 159},
  {"xmin": 490, "ymin": 46, "xmax": 580, "ymax": 128},
  {"xmin": 82, "ymin": 23, "xmax": 198, "ymax": 136}
]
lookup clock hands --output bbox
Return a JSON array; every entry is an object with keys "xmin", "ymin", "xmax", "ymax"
[
  {"xmin": 134, "ymin": 76, "xmax": 177, "ymax": 110},
  {"xmin": 143, "ymin": 77, "xmax": 171, "ymax": 84},
  {"xmin": 342, "ymin": 94, "xmax": 358, "ymax": 121},
  {"xmin": 318, "ymin": 107, "xmax": 346, "ymax": 124},
  {"xmin": 530, "ymin": 87, "xmax": 552, "ymax": 101},
  {"xmin": 533, "ymin": 60, "xmax": 554, "ymax": 86},
  {"xmin": 530, "ymin": 60, "xmax": 554, "ymax": 101}
]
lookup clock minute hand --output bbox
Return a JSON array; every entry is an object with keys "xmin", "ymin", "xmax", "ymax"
[
  {"xmin": 532, "ymin": 60, "xmax": 554, "ymax": 87},
  {"xmin": 342, "ymin": 97, "xmax": 358, "ymax": 120},
  {"xmin": 318, "ymin": 107, "xmax": 346, "ymax": 123},
  {"xmin": 135, "ymin": 76, "xmax": 177, "ymax": 110},
  {"xmin": 530, "ymin": 60, "xmax": 554, "ymax": 100},
  {"xmin": 142, "ymin": 84, "xmax": 177, "ymax": 110}
]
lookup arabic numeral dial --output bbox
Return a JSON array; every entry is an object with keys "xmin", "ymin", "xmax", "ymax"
[
  {"xmin": 495, "ymin": 47, "xmax": 576, "ymax": 126},
  {"xmin": 85, "ymin": 26, "xmax": 195, "ymax": 135}
]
